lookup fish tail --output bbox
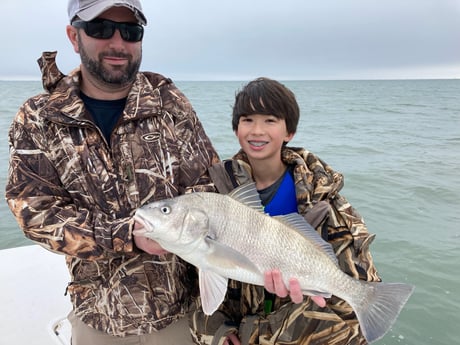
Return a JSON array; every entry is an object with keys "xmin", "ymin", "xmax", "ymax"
[{"xmin": 351, "ymin": 281, "xmax": 415, "ymax": 343}]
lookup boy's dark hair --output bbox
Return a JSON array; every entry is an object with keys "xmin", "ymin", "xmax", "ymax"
[{"xmin": 232, "ymin": 77, "xmax": 300, "ymax": 134}]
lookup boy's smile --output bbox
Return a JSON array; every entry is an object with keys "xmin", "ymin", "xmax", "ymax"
[
  {"xmin": 248, "ymin": 140, "xmax": 269, "ymax": 148},
  {"xmin": 236, "ymin": 114, "xmax": 294, "ymax": 161}
]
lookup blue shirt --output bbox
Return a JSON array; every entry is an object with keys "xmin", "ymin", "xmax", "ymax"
[{"xmin": 259, "ymin": 168, "xmax": 298, "ymax": 216}]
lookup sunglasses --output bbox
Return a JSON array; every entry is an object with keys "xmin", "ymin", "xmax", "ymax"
[{"xmin": 72, "ymin": 18, "xmax": 144, "ymax": 42}]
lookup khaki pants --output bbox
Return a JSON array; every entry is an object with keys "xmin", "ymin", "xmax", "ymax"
[{"xmin": 68, "ymin": 311, "xmax": 195, "ymax": 345}]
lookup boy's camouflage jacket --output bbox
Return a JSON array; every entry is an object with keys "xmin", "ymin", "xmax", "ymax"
[
  {"xmin": 5, "ymin": 52, "xmax": 219, "ymax": 336},
  {"xmin": 190, "ymin": 147, "xmax": 381, "ymax": 345}
]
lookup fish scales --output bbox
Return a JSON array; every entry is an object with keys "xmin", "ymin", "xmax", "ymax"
[{"xmin": 210, "ymin": 191, "xmax": 346, "ymax": 294}]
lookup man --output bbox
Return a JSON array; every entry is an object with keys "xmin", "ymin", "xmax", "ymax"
[{"xmin": 5, "ymin": 0, "xmax": 219, "ymax": 344}]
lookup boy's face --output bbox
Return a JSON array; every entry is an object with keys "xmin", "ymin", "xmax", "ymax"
[{"xmin": 235, "ymin": 114, "xmax": 294, "ymax": 162}]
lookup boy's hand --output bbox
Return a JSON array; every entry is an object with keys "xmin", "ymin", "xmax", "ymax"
[
  {"xmin": 264, "ymin": 270, "xmax": 326, "ymax": 307},
  {"xmin": 223, "ymin": 333, "xmax": 241, "ymax": 345}
]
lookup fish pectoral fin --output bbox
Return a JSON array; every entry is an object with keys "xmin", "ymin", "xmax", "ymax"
[
  {"xmin": 302, "ymin": 289, "xmax": 332, "ymax": 299},
  {"xmin": 206, "ymin": 239, "xmax": 261, "ymax": 274},
  {"xmin": 199, "ymin": 269, "xmax": 228, "ymax": 315},
  {"xmin": 198, "ymin": 240, "xmax": 262, "ymax": 316}
]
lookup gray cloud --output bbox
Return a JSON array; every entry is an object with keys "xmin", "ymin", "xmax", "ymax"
[{"xmin": 1, "ymin": 0, "xmax": 459, "ymax": 80}]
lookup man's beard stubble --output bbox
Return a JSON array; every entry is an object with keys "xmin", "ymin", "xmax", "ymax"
[{"xmin": 77, "ymin": 34, "xmax": 141, "ymax": 87}]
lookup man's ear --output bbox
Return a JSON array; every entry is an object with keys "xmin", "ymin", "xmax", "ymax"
[{"xmin": 66, "ymin": 25, "xmax": 80, "ymax": 54}]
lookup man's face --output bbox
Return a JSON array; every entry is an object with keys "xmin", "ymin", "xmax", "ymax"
[
  {"xmin": 73, "ymin": 6, "xmax": 142, "ymax": 88},
  {"xmin": 77, "ymin": 30, "xmax": 142, "ymax": 87}
]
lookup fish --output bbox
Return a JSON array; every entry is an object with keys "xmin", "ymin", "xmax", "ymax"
[{"xmin": 133, "ymin": 183, "xmax": 414, "ymax": 344}]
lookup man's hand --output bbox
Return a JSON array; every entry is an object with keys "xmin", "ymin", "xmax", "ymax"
[
  {"xmin": 133, "ymin": 221, "xmax": 169, "ymax": 255},
  {"xmin": 264, "ymin": 269, "xmax": 326, "ymax": 307}
]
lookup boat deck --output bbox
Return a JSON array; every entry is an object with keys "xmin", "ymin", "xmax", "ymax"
[{"xmin": 0, "ymin": 245, "xmax": 72, "ymax": 344}]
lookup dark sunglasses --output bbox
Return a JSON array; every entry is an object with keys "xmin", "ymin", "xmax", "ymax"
[{"xmin": 72, "ymin": 18, "xmax": 144, "ymax": 42}]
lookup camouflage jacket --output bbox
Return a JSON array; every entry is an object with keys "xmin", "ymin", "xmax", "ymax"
[
  {"xmin": 5, "ymin": 52, "xmax": 219, "ymax": 336},
  {"xmin": 190, "ymin": 147, "xmax": 381, "ymax": 345}
]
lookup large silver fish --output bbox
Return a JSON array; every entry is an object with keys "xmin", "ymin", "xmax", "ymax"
[{"xmin": 134, "ymin": 183, "xmax": 414, "ymax": 343}]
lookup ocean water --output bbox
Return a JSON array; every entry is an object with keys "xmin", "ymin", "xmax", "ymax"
[{"xmin": 0, "ymin": 79, "xmax": 459, "ymax": 344}]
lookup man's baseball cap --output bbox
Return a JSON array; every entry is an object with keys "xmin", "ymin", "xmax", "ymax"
[{"xmin": 68, "ymin": 0, "xmax": 147, "ymax": 25}]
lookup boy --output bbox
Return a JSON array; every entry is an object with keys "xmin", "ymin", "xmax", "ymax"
[{"xmin": 190, "ymin": 77, "xmax": 381, "ymax": 345}]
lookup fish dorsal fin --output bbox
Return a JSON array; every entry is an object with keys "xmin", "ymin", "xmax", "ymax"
[
  {"xmin": 274, "ymin": 213, "xmax": 338, "ymax": 265},
  {"xmin": 227, "ymin": 183, "xmax": 265, "ymax": 213}
]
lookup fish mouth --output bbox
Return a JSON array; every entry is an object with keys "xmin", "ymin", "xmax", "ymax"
[
  {"xmin": 132, "ymin": 213, "xmax": 154, "ymax": 236},
  {"xmin": 132, "ymin": 227, "xmax": 148, "ymax": 236}
]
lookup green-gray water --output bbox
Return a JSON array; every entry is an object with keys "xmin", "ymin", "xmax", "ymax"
[{"xmin": 1, "ymin": 79, "xmax": 458, "ymax": 344}]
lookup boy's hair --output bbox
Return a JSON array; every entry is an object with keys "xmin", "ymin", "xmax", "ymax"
[{"xmin": 232, "ymin": 77, "xmax": 300, "ymax": 134}]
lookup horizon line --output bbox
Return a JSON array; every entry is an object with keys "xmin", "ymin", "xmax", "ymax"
[{"xmin": 1, "ymin": 77, "xmax": 459, "ymax": 82}]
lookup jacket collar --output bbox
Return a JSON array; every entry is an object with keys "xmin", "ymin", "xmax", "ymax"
[
  {"xmin": 37, "ymin": 51, "xmax": 169, "ymax": 125},
  {"xmin": 233, "ymin": 146, "xmax": 344, "ymax": 197}
]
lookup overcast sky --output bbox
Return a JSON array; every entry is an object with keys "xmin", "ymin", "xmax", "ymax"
[{"xmin": 1, "ymin": 0, "xmax": 459, "ymax": 80}]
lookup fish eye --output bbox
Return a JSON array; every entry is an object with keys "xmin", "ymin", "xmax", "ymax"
[{"xmin": 160, "ymin": 206, "xmax": 171, "ymax": 214}]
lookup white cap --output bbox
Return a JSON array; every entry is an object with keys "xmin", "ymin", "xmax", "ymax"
[{"xmin": 68, "ymin": 0, "xmax": 147, "ymax": 25}]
